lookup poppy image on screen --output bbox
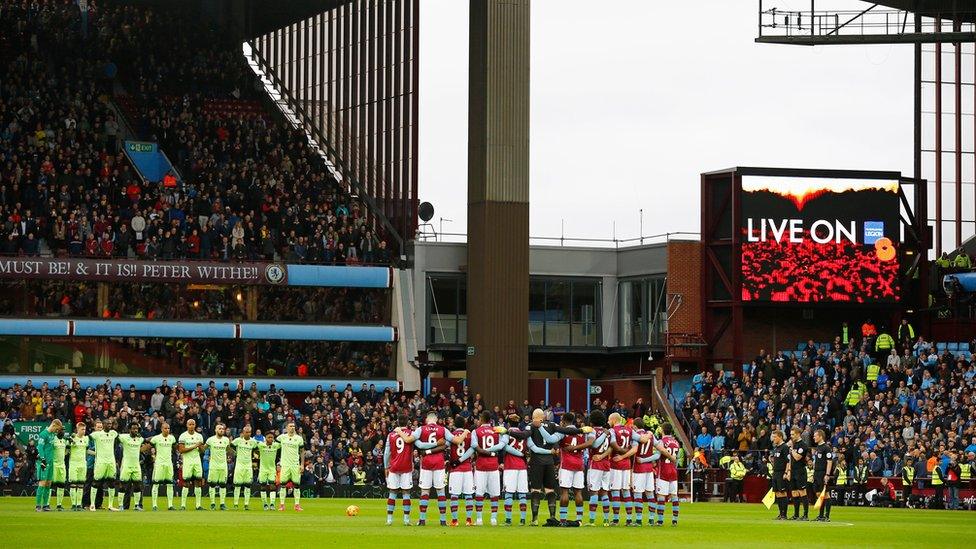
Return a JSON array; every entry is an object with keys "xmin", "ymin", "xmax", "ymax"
[{"xmin": 740, "ymin": 176, "xmax": 901, "ymax": 303}]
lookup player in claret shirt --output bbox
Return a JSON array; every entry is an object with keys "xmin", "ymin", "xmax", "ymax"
[
  {"xmin": 447, "ymin": 416, "xmax": 475, "ymax": 526},
  {"xmin": 411, "ymin": 412, "xmax": 462, "ymax": 526},
  {"xmin": 655, "ymin": 423, "xmax": 682, "ymax": 526},
  {"xmin": 584, "ymin": 411, "xmax": 612, "ymax": 526},
  {"xmin": 501, "ymin": 414, "xmax": 530, "ymax": 525},
  {"xmin": 385, "ymin": 414, "xmax": 418, "ymax": 525},
  {"xmin": 630, "ymin": 418, "xmax": 658, "ymax": 526},
  {"xmin": 471, "ymin": 411, "xmax": 509, "ymax": 526}
]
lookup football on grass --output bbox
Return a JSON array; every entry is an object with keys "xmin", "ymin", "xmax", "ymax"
[{"xmin": 346, "ymin": 505, "xmax": 360, "ymax": 516}]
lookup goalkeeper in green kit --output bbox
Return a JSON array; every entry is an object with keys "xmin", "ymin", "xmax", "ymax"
[
  {"xmin": 89, "ymin": 419, "xmax": 119, "ymax": 511},
  {"xmin": 205, "ymin": 423, "xmax": 231, "ymax": 510},
  {"xmin": 34, "ymin": 419, "xmax": 63, "ymax": 511},
  {"xmin": 231, "ymin": 424, "xmax": 259, "ymax": 510},
  {"xmin": 118, "ymin": 422, "xmax": 145, "ymax": 511}
]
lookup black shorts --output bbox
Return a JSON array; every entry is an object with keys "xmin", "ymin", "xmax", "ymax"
[
  {"xmin": 771, "ymin": 475, "xmax": 789, "ymax": 492},
  {"xmin": 790, "ymin": 476, "xmax": 807, "ymax": 491},
  {"xmin": 529, "ymin": 462, "xmax": 557, "ymax": 490},
  {"xmin": 812, "ymin": 473, "xmax": 827, "ymax": 494}
]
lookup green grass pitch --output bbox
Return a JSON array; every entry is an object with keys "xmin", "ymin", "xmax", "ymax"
[{"xmin": 2, "ymin": 497, "xmax": 974, "ymax": 548}]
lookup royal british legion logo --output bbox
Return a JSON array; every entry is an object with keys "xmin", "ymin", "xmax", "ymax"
[{"xmin": 863, "ymin": 221, "xmax": 884, "ymax": 245}]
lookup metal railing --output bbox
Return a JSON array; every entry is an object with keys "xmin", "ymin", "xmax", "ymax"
[
  {"xmin": 758, "ymin": 2, "xmax": 976, "ymax": 40},
  {"xmin": 415, "ymin": 230, "xmax": 700, "ymax": 249}
]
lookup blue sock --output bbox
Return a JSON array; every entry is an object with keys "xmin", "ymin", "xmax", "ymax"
[
  {"xmin": 611, "ymin": 490, "xmax": 621, "ymax": 522},
  {"xmin": 451, "ymin": 496, "xmax": 459, "ymax": 521},
  {"xmin": 671, "ymin": 498, "xmax": 679, "ymax": 523},
  {"xmin": 656, "ymin": 496, "xmax": 665, "ymax": 524},
  {"xmin": 437, "ymin": 490, "xmax": 447, "ymax": 521},
  {"xmin": 518, "ymin": 492, "xmax": 527, "ymax": 521},
  {"xmin": 634, "ymin": 493, "xmax": 643, "ymax": 523},
  {"xmin": 588, "ymin": 494, "xmax": 598, "ymax": 522},
  {"xmin": 649, "ymin": 497, "xmax": 658, "ymax": 519},
  {"xmin": 504, "ymin": 493, "xmax": 513, "ymax": 522},
  {"xmin": 559, "ymin": 503, "xmax": 567, "ymax": 520},
  {"xmin": 601, "ymin": 494, "xmax": 611, "ymax": 520},
  {"xmin": 464, "ymin": 494, "xmax": 474, "ymax": 520},
  {"xmin": 622, "ymin": 490, "xmax": 632, "ymax": 521},
  {"xmin": 387, "ymin": 491, "xmax": 396, "ymax": 518}
]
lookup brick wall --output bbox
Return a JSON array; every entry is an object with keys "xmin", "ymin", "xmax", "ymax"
[{"xmin": 667, "ymin": 240, "xmax": 703, "ymax": 335}]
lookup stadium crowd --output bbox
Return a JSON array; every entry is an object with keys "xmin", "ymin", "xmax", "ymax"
[
  {"xmin": 0, "ymin": 378, "xmax": 649, "ymax": 494},
  {"xmin": 0, "ymin": 0, "xmax": 392, "ymax": 264},
  {"xmin": 1, "ymin": 282, "xmax": 388, "ymax": 324},
  {"xmin": 678, "ymin": 320, "xmax": 976, "ymax": 508}
]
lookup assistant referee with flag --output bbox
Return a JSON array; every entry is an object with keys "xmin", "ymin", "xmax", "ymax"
[{"xmin": 812, "ymin": 429, "xmax": 834, "ymax": 522}]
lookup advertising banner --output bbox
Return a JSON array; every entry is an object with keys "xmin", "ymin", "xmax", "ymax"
[
  {"xmin": 13, "ymin": 421, "xmax": 72, "ymax": 446},
  {"xmin": 0, "ymin": 258, "xmax": 287, "ymax": 285}
]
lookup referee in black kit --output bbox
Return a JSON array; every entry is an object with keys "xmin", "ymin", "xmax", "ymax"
[
  {"xmin": 788, "ymin": 426, "xmax": 810, "ymax": 520},
  {"xmin": 527, "ymin": 408, "xmax": 583, "ymax": 525},
  {"xmin": 812, "ymin": 429, "xmax": 834, "ymax": 522},
  {"xmin": 770, "ymin": 429, "xmax": 791, "ymax": 520}
]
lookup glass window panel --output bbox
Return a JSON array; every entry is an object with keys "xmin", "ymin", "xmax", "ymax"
[
  {"xmin": 618, "ymin": 281, "xmax": 634, "ymax": 346},
  {"xmin": 529, "ymin": 280, "xmax": 546, "ymax": 345},
  {"xmin": 429, "ymin": 277, "xmax": 458, "ymax": 344},
  {"xmin": 571, "ymin": 281, "xmax": 598, "ymax": 346},
  {"xmin": 545, "ymin": 281, "xmax": 571, "ymax": 346}
]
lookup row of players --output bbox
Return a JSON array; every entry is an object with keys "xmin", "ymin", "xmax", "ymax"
[
  {"xmin": 33, "ymin": 418, "xmax": 307, "ymax": 512},
  {"xmin": 382, "ymin": 409, "xmax": 682, "ymax": 527}
]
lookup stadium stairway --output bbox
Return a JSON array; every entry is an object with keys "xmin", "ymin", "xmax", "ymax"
[
  {"xmin": 652, "ymin": 372, "xmax": 694, "ymax": 456},
  {"xmin": 393, "ymin": 269, "xmax": 420, "ymax": 391}
]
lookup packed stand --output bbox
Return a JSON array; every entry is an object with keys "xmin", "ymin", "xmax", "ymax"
[
  {"xmin": 677, "ymin": 319, "xmax": 976, "ymax": 507},
  {"xmin": 0, "ymin": 1, "xmax": 393, "ymax": 264}
]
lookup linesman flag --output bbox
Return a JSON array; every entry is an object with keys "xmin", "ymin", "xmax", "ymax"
[
  {"xmin": 762, "ymin": 489, "xmax": 776, "ymax": 509},
  {"xmin": 813, "ymin": 486, "xmax": 827, "ymax": 510}
]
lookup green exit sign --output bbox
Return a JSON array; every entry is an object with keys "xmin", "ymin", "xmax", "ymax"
[
  {"xmin": 466, "ymin": 346, "xmax": 475, "ymax": 357},
  {"xmin": 127, "ymin": 142, "xmax": 155, "ymax": 153}
]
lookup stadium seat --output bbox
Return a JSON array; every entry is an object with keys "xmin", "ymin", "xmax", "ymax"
[
  {"xmin": 961, "ymin": 343, "xmax": 971, "ymax": 352},
  {"xmin": 947, "ymin": 342, "xmax": 959, "ymax": 351}
]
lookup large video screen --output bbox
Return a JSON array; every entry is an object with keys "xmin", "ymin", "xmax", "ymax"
[{"xmin": 740, "ymin": 176, "xmax": 900, "ymax": 303}]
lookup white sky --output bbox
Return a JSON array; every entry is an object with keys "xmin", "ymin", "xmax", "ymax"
[{"xmin": 418, "ymin": 0, "xmax": 916, "ymax": 243}]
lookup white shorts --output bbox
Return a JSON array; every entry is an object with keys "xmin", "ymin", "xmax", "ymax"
[
  {"xmin": 558, "ymin": 468, "xmax": 584, "ymax": 490},
  {"xmin": 609, "ymin": 469, "xmax": 632, "ymax": 491},
  {"xmin": 587, "ymin": 468, "xmax": 610, "ymax": 492},
  {"xmin": 419, "ymin": 468, "xmax": 446, "ymax": 490},
  {"xmin": 474, "ymin": 470, "xmax": 501, "ymax": 498},
  {"xmin": 633, "ymin": 472, "xmax": 655, "ymax": 493},
  {"xmin": 503, "ymin": 469, "xmax": 528, "ymax": 494},
  {"xmin": 655, "ymin": 479, "xmax": 678, "ymax": 497},
  {"xmin": 449, "ymin": 471, "xmax": 474, "ymax": 496},
  {"xmin": 386, "ymin": 471, "xmax": 413, "ymax": 490}
]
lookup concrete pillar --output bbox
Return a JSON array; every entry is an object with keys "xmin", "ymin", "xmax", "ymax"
[{"xmin": 466, "ymin": 0, "xmax": 530, "ymax": 404}]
